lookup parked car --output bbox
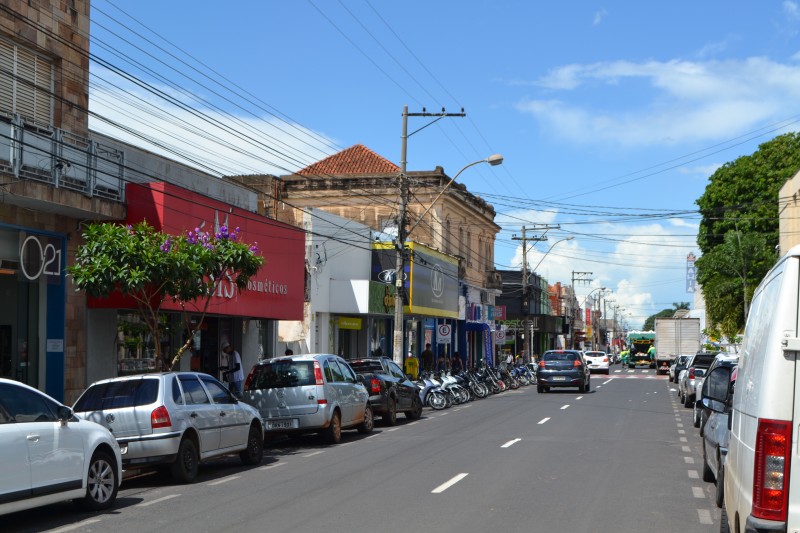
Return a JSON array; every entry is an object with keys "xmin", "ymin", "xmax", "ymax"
[
  {"xmin": 583, "ymin": 351, "xmax": 610, "ymax": 374},
  {"xmin": 700, "ymin": 364, "xmax": 737, "ymax": 508},
  {"xmin": 720, "ymin": 246, "xmax": 800, "ymax": 533},
  {"xmin": 693, "ymin": 354, "xmax": 738, "ymax": 429},
  {"xmin": 242, "ymin": 354, "xmax": 373, "ymax": 444},
  {"xmin": 670, "ymin": 354, "xmax": 692, "ymax": 383},
  {"xmin": 678, "ymin": 352, "xmax": 718, "ymax": 408},
  {"xmin": 0, "ymin": 378, "xmax": 121, "ymax": 516},
  {"xmin": 348, "ymin": 357, "xmax": 423, "ymax": 425},
  {"xmin": 73, "ymin": 372, "xmax": 264, "ymax": 484},
  {"xmin": 537, "ymin": 350, "xmax": 591, "ymax": 393}
]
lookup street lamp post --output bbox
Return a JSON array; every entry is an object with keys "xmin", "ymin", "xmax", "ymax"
[
  {"xmin": 524, "ymin": 236, "xmax": 573, "ymax": 357},
  {"xmin": 391, "ymin": 106, "xmax": 503, "ymax": 365},
  {"xmin": 580, "ymin": 286, "xmax": 606, "ymax": 350}
]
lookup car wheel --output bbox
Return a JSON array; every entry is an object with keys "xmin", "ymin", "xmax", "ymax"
[
  {"xmin": 715, "ymin": 460, "xmax": 725, "ymax": 508},
  {"xmin": 693, "ymin": 403, "xmax": 702, "ymax": 428},
  {"xmin": 323, "ymin": 410, "xmax": 342, "ymax": 444},
  {"xmin": 684, "ymin": 393, "xmax": 693, "ymax": 409},
  {"xmin": 357, "ymin": 405, "xmax": 374, "ymax": 434},
  {"xmin": 171, "ymin": 437, "xmax": 200, "ymax": 483},
  {"xmin": 405, "ymin": 396, "xmax": 423, "ymax": 420},
  {"xmin": 75, "ymin": 450, "xmax": 118, "ymax": 511},
  {"xmin": 585, "ymin": 378, "xmax": 591, "ymax": 392},
  {"xmin": 239, "ymin": 424, "xmax": 264, "ymax": 466},
  {"xmin": 702, "ymin": 445, "xmax": 715, "ymax": 482},
  {"xmin": 720, "ymin": 505, "xmax": 731, "ymax": 533},
  {"xmin": 537, "ymin": 384, "xmax": 544, "ymax": 393},
  {"xmin": 383, "ymin": 398, "xmax": 397, "ymax": 426},
  {"xmin": 579, "ymin": 380, "xmax": 586, "ymax": 393}
]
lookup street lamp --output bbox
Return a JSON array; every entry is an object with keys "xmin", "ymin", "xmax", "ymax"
[
  {"xmin": 392, "ymin": 152, "xmax": 504, "ymax": 365},
  {"xmin": 406, "ymin": 154, "xmax": 503, "ymax": 235},
  {"xmin": 530, "ymin": 236, "xmax": 574, "ymax": 273}
]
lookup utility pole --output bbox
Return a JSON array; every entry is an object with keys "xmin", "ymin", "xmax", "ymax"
[
  {"xmin": 571, "ymin": 271, "xmax": 592, "ymax": 348},
  {"xmin": 392, "ymin": 106, "xmax": 466, "ymax": 366},
  {"xmin": 512, "ymin": 227, "xmax": 546, "ymax": 359}
]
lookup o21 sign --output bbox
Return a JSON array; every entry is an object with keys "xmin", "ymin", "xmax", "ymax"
[{"xmin": 19, "ymin": 235, "xmax": 62, "ymax": 282}]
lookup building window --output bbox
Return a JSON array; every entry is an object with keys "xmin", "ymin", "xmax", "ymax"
[
  {"xmin": 0, "ymin": 37, "xmax": 53, "ymax": 127},
  {"xmin": 467, "ymin": 231, "xmax": 472, "ymax": 265},
  {"xmin": 444, "ymin": 219, "xmax": 451, "ymax": 254},
  {"xmin": 458, "ymin": 227, "xmax": 464, "ymax": 258}
]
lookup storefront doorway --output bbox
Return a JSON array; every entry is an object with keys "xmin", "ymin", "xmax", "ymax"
[{"xmin": 0, "ymin": 274, "xmax": 39, "ymax": 387}]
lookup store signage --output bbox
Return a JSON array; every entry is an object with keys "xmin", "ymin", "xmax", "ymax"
[
  {"xmin": 338, "ymin": 317, "xmax": 362, "ymax": 330},
  {"xmin": 19, "ymin": 234, "xmax": 62, "ymax": 283}
]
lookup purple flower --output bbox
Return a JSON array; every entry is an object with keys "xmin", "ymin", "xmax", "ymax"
[
  {"xmin": 160, "ymin": 238, "xmax": 172, "ymax": 253},
  {"xmin": 249, "ymin": 242, "xmax": 259, "ymax": 254},
  {"xmin": 186, "ymin": 231, "xmax": 198, "ymax": 245},
  {"xmin": 126, "ymin": 224, "xmax": 134, "ymax": 234}
]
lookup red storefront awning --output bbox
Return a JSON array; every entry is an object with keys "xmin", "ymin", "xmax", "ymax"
[{"xmin": 88, "ymin": 182, "xmax": 305, "ymax": 320}]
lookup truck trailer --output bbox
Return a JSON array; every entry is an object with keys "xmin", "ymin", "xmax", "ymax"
[{"xmin": 653, "ymin": 315, "xmax": 701, "ymax": 375}]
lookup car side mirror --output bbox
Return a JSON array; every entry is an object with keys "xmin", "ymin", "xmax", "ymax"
[
  {"xmin": 701, "ymin": 397, "xmax": 726, "ymax": 414},
  {"xmin": 57, "ymin": 405, "xmax": 73, "ymax": 422}
]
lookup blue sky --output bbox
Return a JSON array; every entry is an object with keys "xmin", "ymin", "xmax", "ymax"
[{"xmin": 87, "ymin": 1, "xmax": 800, "ymax": 328}]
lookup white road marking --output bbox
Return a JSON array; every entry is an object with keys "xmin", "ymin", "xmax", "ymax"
[
  {"xmin": 208, "ymin": 475, "xmax": 241, "ymax": 486},
  {"xmin": 602, "ymin": 379, "xmax": 613, "ymax": 385},
  {"xmin": 258, "ymin": 463, "xmax": 286, "ymax": 471},
  {"xmin": 561, "ymin": 405, "xmax": 570, "ymax": 410},
  {"xmin": 501, "ymin": 438, "xmax": 522, "ymax": 448},
  {"xmin": 49, "ymin": 519, "xmax": 102, "ymax": 532},
  {"xmin": 538, "ymin": 417, "xmax": 550, "ymax": 425},
  {"xmin": 432, "ymin": 473, "xmax": 468, "ymax": 493},
  {"xmin": 302, "ymin": 451, "xmax": 324, "ymax": 458},
  {"xmin": 575, "ymin": 396, "xmax": 584, "ymax": 400},
  {"xmin": 692, "ymin": 487, "xmax": 705, "ymax": 498},
  {"xmin": 139, "ymin": 494, "xmax": 181, "ymax": 507},
  {"xmin": 688, "ymin": 470, "xmax": 699, "ymax": 479},
  {"xmin": 684, "ymin": 456, "xmax": 695, "ymax": 464},
  {"xmin": 677, "ymin": 423, "xmax": 684, "ymax": 428},
  {"xmin": 387, "ymin": 427, "xmax": 399, "ymax": 432},
  {"xmin": 698, "ymin": 509, "xmax": 713, "ymax": 524},
  {"xmin": 680, "ymin": 437, "xmax": 688, "ymax": 443},
  {"xmin": 682, "ymin": 446, "xmax": 691, "ymax": 453},
  {"xmin": 678, "ymin": 429, "xmax": 686, "ymax": 435}
]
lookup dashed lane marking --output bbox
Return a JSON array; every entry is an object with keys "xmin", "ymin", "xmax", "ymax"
[
  {"xmin": 698, "ymin": 509, "xmax": 713, "ymax": 525},
  {"xmin": 692, "ymin": 487, "xmax": 705, "ymax": 498},
  {"xmin": 432, "ymin": 473, "xmax": 468, "ymax": 494},
  {"xmin": 501, "ymin": 438, "xmax": 522, "ymax": 448},
  {"xmin": 680, "ymin": 437, "xmax": 688, "ymax": 443},
  {"xmin": 139, "ymin": 494, "xmax": 181, "ymax": 507},
  {"xmin": 602, "ymin": 379, "xmax": 613, "ymax": 385},
  {"xmin": 209, "ymin": 476, "xmax": 240, "ymax": 486},
  {"xmin": 576, "ymin": 396, "xmax": 584, "ymax": 400},
  {"xmin": 561, "ymin": 405, "xmax": 570, "ymax": 410},
  {"xmin": 49, "ymin": 519, "xmax": 103, "ymax": 532},
  {"xmin": 688, "ymin": 470, "xmax": 699, "ymax": 479},
  {"xmin": 538, "ymin": 417, "xmax": 550, "ymax": 425},
  {"xmin": 258, "ymin": 463, "xmax": 286, "ymax": 471},
  {"xmin": 682, "ymin": 446, "xmax": 691, "ymax": 453},
  {"xmin": 302, "ymin": 451, "xmax": 324, "ymax": 458},
  {"xmin": 684, "ymin": 456, "xmax": 696, "ymax": 464}
]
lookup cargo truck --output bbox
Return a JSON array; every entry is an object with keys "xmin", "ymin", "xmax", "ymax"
[{"xmin": 653, "ymin": 315, "xmax": 701, "ymax": 375}]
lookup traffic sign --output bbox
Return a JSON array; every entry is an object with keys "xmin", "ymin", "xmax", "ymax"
[{"xmin": 437, "ymin": 324, "xmax": 452, "ymax": 344}]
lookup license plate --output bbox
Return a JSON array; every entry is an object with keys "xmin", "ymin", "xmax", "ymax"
[
  {"xmin": 552, "ymin": 376, "xmax": 567, "ymax": 381},
  {"xmin": 267, "ymin": 419, "xmax": 296, "ymax": 430}
]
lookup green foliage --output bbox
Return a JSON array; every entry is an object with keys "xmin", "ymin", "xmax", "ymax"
[
  {"xmin": 643, "ymin": 309, "xmax": 675, "ymax": 331},
  {"xmin": 695, "ymin": 132, "xmax": 800, "ymax": 333},
  {"xmin": 69, "ymin": 222, "xmax": 264, "ymax": 370}
]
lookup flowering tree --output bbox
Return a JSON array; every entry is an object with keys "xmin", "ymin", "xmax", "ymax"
[{"xmin": 68, "ymin": 221, "xmax": 264, "ymax": 370}]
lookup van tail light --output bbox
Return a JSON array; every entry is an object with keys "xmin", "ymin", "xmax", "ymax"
[
  {"xmin": 151, "ymin": 405, "xmax": 172, "ymax": 429},
  {"xmin": 752, "ymin": 418, "xmax": 792, "ymax": 522},
  {"xmin": 314, "ymin": 361, "xmax": 324, "ymax": 385},
  {"xmin": 244, "ymin": 368, "xmax": 254, "ymax": 391},
  {"xmin": 688, "ymin": 368, "xmax": 696, "ymax": 379},
  {"xmin": 370, "ymin": 378, "xmax": 381, "ymax": 394}
]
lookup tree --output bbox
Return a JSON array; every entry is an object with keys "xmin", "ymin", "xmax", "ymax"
[
  {"xmin": 69, "ymin": 222, "xmax": 264, "ymax": 370},
  {"xmin": 695, "ymin": 132, "xmax": 800, "ymax": 332},
  {"xmin": 642, "ymin": 302, "xmax": 691, "ymax": 331}
]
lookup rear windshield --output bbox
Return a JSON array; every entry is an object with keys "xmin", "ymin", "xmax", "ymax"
[
  {"xmin": 692, "ymin": 354, "xmax": 718, "ymax": 368},
  {"xmin": 349, "ymin": 361, "xmax": 384, "ymax": 373},
  {"xmin": 248, "ymin": 361, "xmax": 315, "ymax": 389},
  {"xmin": 543, "ymin": 351, "xmax": 580, "ymax": 362},
  {"xmin": 74, "ymin": 378, "xmax": 159, "ymax": 411},
  {"xmin": 585, "ymin": 352, "xmax": 604, "ymax": 357}
]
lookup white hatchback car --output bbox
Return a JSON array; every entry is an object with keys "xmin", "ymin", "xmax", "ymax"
[
  {"xmin": 0, "ymin": 378, "xmax": 121, "ymax": 516},
  {"xmin": 583, "ymin": 351, "xmax": 610, "ymax": 374},
  {"xmin": 73, "ymin": 372, "xmax": 264, "ymax": 483}
]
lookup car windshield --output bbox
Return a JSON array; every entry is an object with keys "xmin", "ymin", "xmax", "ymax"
[
  {"xmin": 248, "ymin": 361, "xmax": 315, "ymax": 389},
  {"xmin": 543, "ymin": 351, "xmax": 580, "ymax": 362},
  {"xmin": 74, "ymin": 378, "xmax": 159, "ymax": 411}
]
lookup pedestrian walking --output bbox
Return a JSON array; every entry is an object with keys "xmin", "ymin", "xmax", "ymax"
[
  {"xmin": 221, "ymin": 341, "xmax": 244, "ymax": 398},
  {"xmin": 420, "ymin": 343, "xmax": 435, "ymax": 372}
]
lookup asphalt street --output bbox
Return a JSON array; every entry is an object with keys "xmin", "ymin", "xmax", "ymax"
[{"xmin": 5, "ymin": 368, "xmax": 720, "ymax": 533}]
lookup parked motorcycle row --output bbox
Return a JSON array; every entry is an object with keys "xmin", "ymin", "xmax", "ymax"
[{"xmin": 415, "ymin": 364, "xmax": 538, "ymax": 410}]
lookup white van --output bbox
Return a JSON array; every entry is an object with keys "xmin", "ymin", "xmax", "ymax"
[{"xmin": 721, "ymin": 245, "xmax": 800, "ymax": 532}]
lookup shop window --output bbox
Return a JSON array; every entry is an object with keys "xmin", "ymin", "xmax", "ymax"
[{"xmin": 116, "ymin": 312, "xmax": 163, "ymax": 375}]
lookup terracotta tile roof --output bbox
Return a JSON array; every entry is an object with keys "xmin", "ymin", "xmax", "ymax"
[{"xmin": 296, "ymin": 144, "xmax": 400, "ymax": 177}]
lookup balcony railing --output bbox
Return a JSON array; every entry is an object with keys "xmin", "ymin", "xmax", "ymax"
[{"xmin": 0, "ymin": 114, "xmax": 124, "ymax": 201}]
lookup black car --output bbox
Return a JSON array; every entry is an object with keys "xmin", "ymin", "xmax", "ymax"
[
  {"xmin": 349, "ymin": 357, "xmax": 423, "ymax": 425},
  {"xmin": 537, "ymin": 350, "xmax": 591, "ymax": 393}
]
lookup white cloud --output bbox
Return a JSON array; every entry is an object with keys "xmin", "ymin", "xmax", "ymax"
[
  {"xmin": 678, "ymin": 163, "xmax": 722, "ymax": 176},
  {"xmin": 784, "ymin": 1, "xmax": 800, "ymax": 20},
  {"xmin": 593, "ymin": 9, "xmax": 607, "ymax": 26},
  {"xmin": 516, "ymin": 58, "xmax": 800, "ymax": 146}
]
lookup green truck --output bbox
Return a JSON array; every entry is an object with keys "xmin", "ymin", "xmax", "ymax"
[{"xmin": 626, "ymin": 331, "xmax": 656, "ymax": 369}]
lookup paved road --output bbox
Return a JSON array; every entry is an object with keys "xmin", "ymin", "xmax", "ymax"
[{"xmin": 5, "ymin": 367, "xmax": 720, "ymax": 533}]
